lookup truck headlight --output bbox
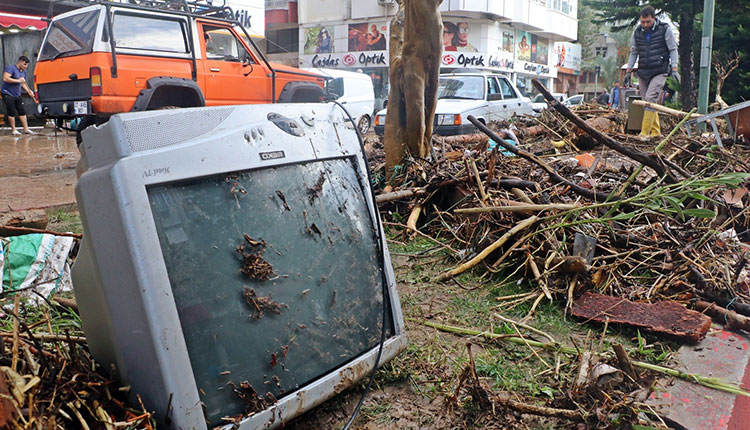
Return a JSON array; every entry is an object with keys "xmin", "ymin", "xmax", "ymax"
[
  {"xmin": 436, "ymin": 114, "xmax": 461, "ymax": 126},
  {"xmin": 375, "ymin": 115, "xmax": 386, "ymax": 126}
]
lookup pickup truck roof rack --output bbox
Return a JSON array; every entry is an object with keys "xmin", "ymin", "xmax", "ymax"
[{"xmin": 47, "ymin": 0, "xmax": 235, "ymax": 21}]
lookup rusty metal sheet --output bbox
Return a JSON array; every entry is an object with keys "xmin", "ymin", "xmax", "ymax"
[{"xmin": 571, "ymin": 292, "xmax": 711, "ymax": 342}]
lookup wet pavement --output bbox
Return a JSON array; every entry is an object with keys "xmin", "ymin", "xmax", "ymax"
[{"xmin": 0, "ymin": 128, "xmax": 79, "ymax": 212}]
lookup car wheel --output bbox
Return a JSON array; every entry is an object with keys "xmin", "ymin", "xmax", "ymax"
[{"xmin": 357, "ymin": 115, "xmax": 371, "ymax": 135}]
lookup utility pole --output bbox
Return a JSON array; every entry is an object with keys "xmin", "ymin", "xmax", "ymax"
[
  {"xmin": 594, "ymin": 65, "xmax": 601, "ymax": 101},
  {"xmin": 697, "ymin": 0, "xmax": 716, "ymax": 116}
]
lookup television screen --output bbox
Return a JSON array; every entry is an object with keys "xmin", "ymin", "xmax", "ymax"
[{"xmin": 148, "ymin": 157, "xmax": 392, "ymax": 424}]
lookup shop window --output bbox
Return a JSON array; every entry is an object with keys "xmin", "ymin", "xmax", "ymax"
[{"xmin": 266, "ymin": 28, "xmax": 299, "ymax": 54}]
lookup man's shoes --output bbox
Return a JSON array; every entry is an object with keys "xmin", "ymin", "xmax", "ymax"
[
  {"xmin": 23, "ymin": 129, "xmax": 37, "ymax": 135},
  {"xmin": 11, "ymin": 130, "xmax": 22, "ymax": 136}
]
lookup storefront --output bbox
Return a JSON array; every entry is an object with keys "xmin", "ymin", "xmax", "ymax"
[
  {"xmin": 299, "ymin": 20, "xmax": 390, "ymax": 108},
  {"xmin": 512, "ymin": 30, "xmax": 556, "ymax": 97},
  {"xmin": 553, "ymin": 42, "xmax": 581, "ymax": 97}
]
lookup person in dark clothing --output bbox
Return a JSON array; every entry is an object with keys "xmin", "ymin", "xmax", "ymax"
[
  {"xmin": 2, "ymin": 56, "xmax": 36, "ymax": 135},
  {"xmin": 597, "ymin": 91, "xmax": 609, "ymax": 105},
  {"xmin": 625, "ymin": 5, "xmax": 678, "ymax": 137}
]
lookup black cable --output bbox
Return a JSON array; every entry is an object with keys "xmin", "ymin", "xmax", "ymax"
[{"xmin": 330, "ymin": 100, "xmax": 389, "ymax": 430}]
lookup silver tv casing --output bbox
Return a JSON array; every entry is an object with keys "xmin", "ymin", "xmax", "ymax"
[{"xmin": 72, "ymin": 103, "xmax": 406, "ymax": 430}]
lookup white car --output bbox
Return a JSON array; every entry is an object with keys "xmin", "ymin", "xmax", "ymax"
[
  {"xmin": 562, "ymin": 94, "xmax": 584, "ymax": 107},
  {"xmin": 531, "ymin": 92, "xmax": 566, "ymax": 114},
  {"xmin": 303, "ymin": 68, "xmax": 376, "ymax": 134},
  {"xmin": 374, "ymin": 72, "xmax": 533, "ymax": 136}
]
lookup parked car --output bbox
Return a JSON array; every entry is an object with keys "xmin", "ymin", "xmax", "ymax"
[
  {"xmin": 303, "ymin": 68, "xmax": 375, "ymax": 134},
  {"xmin": 562, "ymin": 95, "xmax": 584, "ymax": 107},
  {"xmin": 34, "ymin": 0, "xmax": 325, "ymax": 139},
  {"xmin": 374, "ymin": 72, "xmax": 533, "ymax": 136},
  {"xmin": 531, "ymin": 92, "xmax": 566, "ymax": 114}
]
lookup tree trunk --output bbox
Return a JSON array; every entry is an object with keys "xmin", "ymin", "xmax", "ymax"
[
  {"xmin": 383, "ymin": 0, "xmax": 443, "ymax": 182},
  {"xmin": 678, "ymin": 3, "xmax": 697, "ymax": 110}
]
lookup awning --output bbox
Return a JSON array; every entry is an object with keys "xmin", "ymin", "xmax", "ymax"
[{"xmin": 0, "ymin": 12, "xmax": 47, "ymax": 31}]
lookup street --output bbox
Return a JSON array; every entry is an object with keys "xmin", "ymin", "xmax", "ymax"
[{"xmin": 0, "ymin": 130, "xmax": 78, "ymax": 212}]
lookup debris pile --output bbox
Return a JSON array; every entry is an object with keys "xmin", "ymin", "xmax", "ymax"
[{"xmin": 370, "ymin": 80, "xmax": 750, "ymax": 426}]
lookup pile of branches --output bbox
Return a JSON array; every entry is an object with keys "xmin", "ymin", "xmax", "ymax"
[
  {"xmin": 0, "ymin": 294, "xmax": 153, "ymax": 429},
  {"xmin": 371, "ymin": 80, "xmax": 750, "ymax": 426},
  {"xmin": 374, "ymin": 80, "xmax": 750, "ymax": 314}
]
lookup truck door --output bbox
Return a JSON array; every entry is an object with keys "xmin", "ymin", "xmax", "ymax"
[{"xmin": 198, "ymin": 23, "xmax": 270, "ymax": 105}]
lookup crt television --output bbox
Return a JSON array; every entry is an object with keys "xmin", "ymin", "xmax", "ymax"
[{"xmin": 71, "ymin": 103, "xmax": 406, "ymax": 429}]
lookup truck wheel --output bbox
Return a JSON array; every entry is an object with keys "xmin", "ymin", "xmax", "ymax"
[{"xmin": 357, "ymin": 115, "xmax": 371, "ymax": 135}]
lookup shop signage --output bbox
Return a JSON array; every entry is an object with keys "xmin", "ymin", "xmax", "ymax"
[
  {"xmin": 523, "ymin": 62, "xmax": 550, "ymax": 75},
  {"xmin": 302, "ymin": 51, "xmax": 389, "ymax": 69},
  {"xmin": 441, "ymin": 52, "xmax": 514, "ymax": 71}
]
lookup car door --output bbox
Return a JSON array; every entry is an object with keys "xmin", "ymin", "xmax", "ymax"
[
  {"xmin": 198, "ymin": 23, "xmax": 270, "ymax": 105},
  {"xmin": 486, "ymin": 77, "xmax": 503, "ymax": 122},
  {"xmin": 498, "ymin": 77, "xmax": 524, "ymax": 119}
]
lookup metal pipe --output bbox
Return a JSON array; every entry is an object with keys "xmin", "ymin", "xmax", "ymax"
[
  {"xmin": 104, "ymin": 3, "xmax": 118, "ymax": 78},
  {"xmin": 697, "ymin": 0, "xmax": 716, "ymax": 116}
]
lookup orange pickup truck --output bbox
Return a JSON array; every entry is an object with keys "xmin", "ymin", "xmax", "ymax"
[{"xmin": 34, "ymin": 0, "xmax": 325, "ymax": 136}]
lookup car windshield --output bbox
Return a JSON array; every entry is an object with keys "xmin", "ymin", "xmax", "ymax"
[
  {"xmin": 532, "ymin": 94, "xmax": 546, "ymax": 103},
  {"xmin": 438, "ymin": 76, "xmax": 484, "ymax": 100},
  {"xmin": 39, "ymin": 10, "xmax": 99, "ymax": 61}
]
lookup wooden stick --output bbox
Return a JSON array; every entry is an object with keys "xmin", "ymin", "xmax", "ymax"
[
  {"xmin": 435, "ymin": 215, "xmax": 538, "ymax": 281},
  {"xmin": 0, "ymin": 332, "xmax": 87, "ymax": 344},
  {"xmin": 613, "ymin": 343, "xmax": 638, "ymax": 381},
  {"xmin": 0, "ymin": 225, "xmax": 82, "ymax": 239},
  {"xmin": 493, "ymin": 313, "xmax": 555, "ymax": 344},
  {"xmin": 695, "ymin": 300, "xmax": 750, "ymax": 332},
  {"xmin": 632, "ymin": 100, "xmax": 702, "ymax": 119},
  {"xmin": 455, "ymin": 204, "xmax": 579, "ymax": 215},
  {"xmin": 406, "ymin": 205, "xmax": 422, "ymax": 234},
  {"xmin": 468, "ymin": 157, "xmax": 488, "ymax": 205},
  {"xmin": 511, "ymin": 188, "xmax": 534, "ymax": 204},
  {"xmin": 532, "ymin": 79, "xmax": 677, "ymax": 184}
]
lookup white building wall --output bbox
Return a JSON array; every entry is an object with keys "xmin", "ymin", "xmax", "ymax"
[
  {"xmin": 225, "ymin": 0, "xmax": 266, "ymax": 37},
  {"xmin": 297, "ymin": 0, "xmax": 350, "ymax": 24}
]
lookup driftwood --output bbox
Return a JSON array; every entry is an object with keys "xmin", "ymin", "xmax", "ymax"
[
  {"xmin": 532, "ymin": 79, "xmax": 679, "ymax": 183},
  {"xmin": 0, "ymin": 225, "xmax": 82, "ymax": 239},
  {"xmin": 632, "ymin": 100, "xmax": 702, "ymax": 119},
  {"xmin": 454, "ymin": 203, "xmax": 580, "ymax": 215},
  {"xmin": 695, "ymin": 300, "xmax": 750, "ymax": 332}
]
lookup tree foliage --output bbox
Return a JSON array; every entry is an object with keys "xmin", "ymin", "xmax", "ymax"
[{"xmin": 712, "ymin": 0, "xmax": 750, "ymax": 105}]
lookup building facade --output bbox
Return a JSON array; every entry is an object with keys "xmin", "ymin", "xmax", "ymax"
[{"xmin": 284, "ymin": 0, "xmax": 577, "ymax": 108}]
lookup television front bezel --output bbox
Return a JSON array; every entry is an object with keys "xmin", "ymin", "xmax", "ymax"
[{"xmin": 74, "ymin": 103, "xmax": 407, "ymax": 430}]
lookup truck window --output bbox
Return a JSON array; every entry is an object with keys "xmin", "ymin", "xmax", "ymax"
[
  {"xmin": 113, "ymin": 14, "xmax": 188, "ymax": 53},
  {"xmin": 203, "ymin": 26, "xmax": 254, "ymax": 63},
  {"xmin": 39, "ymin": 10, "xmax": 99, "ymax": 61}
]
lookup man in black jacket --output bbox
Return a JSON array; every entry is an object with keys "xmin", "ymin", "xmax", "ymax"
[{"xmin": 625, "ymin": 5, "xmax": 678, "ymax": 137}]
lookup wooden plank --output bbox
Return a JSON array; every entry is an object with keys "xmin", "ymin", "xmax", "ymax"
[{"xmin": 571, "ymin": 292, "xmax": 711, "ymax": 343}]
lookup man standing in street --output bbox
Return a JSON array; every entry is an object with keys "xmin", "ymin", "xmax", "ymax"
[
  {"xmin": 2, "ymin": 56, "xmax": 36, "ymax": 135},
  {"xmin": 626, "ymin": 5, "xmax": 678, "ymax": 137},
  {"xmin": 609, "ymin": 80, "xmax": 622, "ymax": 110}
]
